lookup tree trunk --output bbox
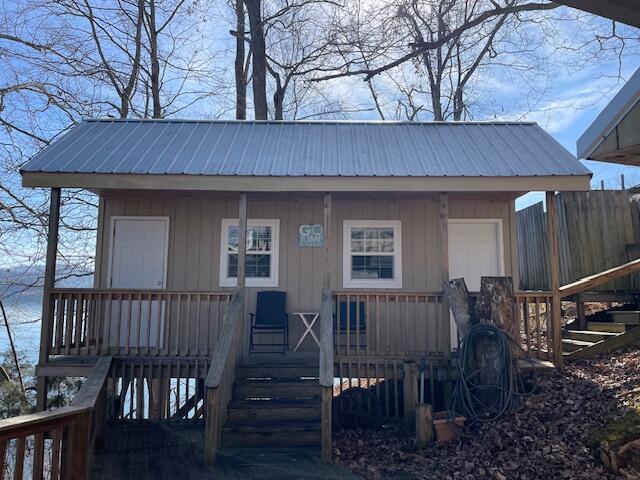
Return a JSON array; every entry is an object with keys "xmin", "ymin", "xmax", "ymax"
[
  {"xmin": 443, "ymin": 278, "xmax": 473, "ymax": 341},
  {"xmin": 147, "ymin": 0, "xmax": 162, "ymax": 118},
  {"xmin": 235, "ymin": 0, "xmax": 246, "ymax": 120},
  {"xmin": 245, "ymin": 0, "xmax": 268, "ymax": 120}
]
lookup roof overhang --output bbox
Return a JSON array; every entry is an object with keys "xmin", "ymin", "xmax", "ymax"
[
  {"xmin": 21, "ymin": 171, "xmax": 591, "ymax": 193},
  {"xmin": 577, "ymin": 67, "xmax": 640, "ymax": 165},
  {"xmin": 554, "ymin": 0, "xmax": 640, "ymax": 27}
]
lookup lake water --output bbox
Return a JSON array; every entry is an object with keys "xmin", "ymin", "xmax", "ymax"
[{"xmin": 0, "ymin": 294, "xmax": 43, "ymax": 365}]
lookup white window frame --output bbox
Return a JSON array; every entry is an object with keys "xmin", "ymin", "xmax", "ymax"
[
  {"xmin": 219, "ymin": 218, "xmax": 280, "ymax": 287},
  {"xmin": 342, "ymin": 220, "xmax": 402, "ymax": 289}
]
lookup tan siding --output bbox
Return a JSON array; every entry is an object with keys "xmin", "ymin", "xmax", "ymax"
[{"xmin": 96, "ymin": 192, "xmax": 518, "ymax": 354}]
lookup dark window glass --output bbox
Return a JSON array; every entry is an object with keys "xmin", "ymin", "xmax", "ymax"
[
  {"xmin": 227, "ymin": 254, "xmax": 271, "ymax": 278},
  {"xmin": 351, "ymin": 255, "xmax": 394, "ymax": 279}
]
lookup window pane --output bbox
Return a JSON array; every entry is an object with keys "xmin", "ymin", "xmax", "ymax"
[
  {"xmin": 229, "ymin": 225, "xmax": 272, "ymax": 253},
  {"xmin": 351, "ymin": 239, "xmax": 364, "ymax": 252},
  {"xmin": 228, "ymin": 226, "xmax": 239, "ymax": 253},
  {"xmin": 350, "ymin": 227, "xmax": 395, "ymax": 253},
  {"xmin": 351, "ymin": 255, "xmax": 394, "ymax": 279},
  {"xmin": 351, "ymin": 228, "xmax": 364, "ymax": 240},
  {"xmin": 228, "ymin": 254, "xmax": 238, "ymax": 277},
  {"xmin": 228, "ymin": 254, "xmax": 271, "ymax": 278},
  {"xmin": 246, "ymin": 254, "xmax": 271, "ymax": 278},
  {"xmin": 247, "ymin": 226, "xmax": 272, "ymax": 252}
]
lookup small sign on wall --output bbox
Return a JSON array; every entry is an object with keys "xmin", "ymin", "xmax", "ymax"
[{"xmin": 298, "ymin": 224, "xmax": 324, "ymax": 247}]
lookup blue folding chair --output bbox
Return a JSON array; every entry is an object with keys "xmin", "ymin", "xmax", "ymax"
[{"xmin": 249, "ymin": 291, "xmax": 289, "ymax": 354}]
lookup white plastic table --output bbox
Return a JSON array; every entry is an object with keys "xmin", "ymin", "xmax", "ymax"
[{"xmin": 292, "ymin": 312, "xmax": 321, "ymax": 351}]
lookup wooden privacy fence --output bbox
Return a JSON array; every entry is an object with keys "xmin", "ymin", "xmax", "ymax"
[
  {"xmin": 0, "ymin": 357, "xmax": 111, "ymax": 480},
  {"xmin": 47, "ymin": 289, "xmax": 231, "ymax": 358},
  {"xmin": 517, "ymin": 190, "xmax": 638, "ymax": 291}
]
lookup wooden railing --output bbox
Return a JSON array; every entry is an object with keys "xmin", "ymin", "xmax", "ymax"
[
  {"xmin": 514, "ymin": 292, "xmax": 555, "ymax": 360},
  {"xmin": 46, "ymin": 289, "xmax": 232, "ymax": 358},
  {"xmin": 559, "ymin": 258, "xmax": 640, "ymax": 298},
  {"xmin": 204, "ymin": 287, "xmax": 244, "ymax": 464},
  {"xmin": 109, "ymin": 358, "xmax": 209, "ymax": 422},
  {"xmin": 0, "ymin": 357, "xmax": 111, "ymax": 480},
  {"xmin": 333, "ymin": 291, "xmax": 445, "ymax": 358}
]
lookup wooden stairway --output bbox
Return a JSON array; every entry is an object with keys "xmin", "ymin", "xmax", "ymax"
[
  {"xmin": 562, "ymin": 310, "xmax": 640, "ymax": 360},
  {"xmin": 221, "ymin": 357, "xmax": 322, "ymax": 447}
]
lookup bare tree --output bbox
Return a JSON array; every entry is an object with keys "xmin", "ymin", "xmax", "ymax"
[{"xmin": 318, "ymin": 0, "xmax": 639, "ymax": 121}]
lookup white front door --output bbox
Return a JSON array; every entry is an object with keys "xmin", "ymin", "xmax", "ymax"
[
  {"xmin": 448, "ymin": 219, "xmax": 504, "ymax": 348},
  {"xmin": 108, "ymin": 217, "xmax": 169, "ymax": 348}
]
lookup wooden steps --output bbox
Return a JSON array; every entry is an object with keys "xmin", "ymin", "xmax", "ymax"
[
  {"xmin": 221, "ymin": 357, "xmax": 322, "ymax": 448},
  {"xmin": 587, "ymin": 321, "xmax": 627, "ymax": 333},
  {"xmin": 562, "ymin": 309, "xmax": 640, "ymax": 359},
  {"xmin": 565, "ymin": 325, "xmax": 640, "ymax": 361},
  {"xmin": 607, "ymin": 310, "xmax": 640, "ymax": 324},
  {"xmin": 561, "ymin": 338, "xmax": 595, "ymax": 352},
  {"xmin": 221, "ymin": 421, "xmax": 321, "ymax": 447},
  {"xmin": 233, "ymin": 379, "xmax": 321, "ymax": 401},
  {"xmin": 566, "ymin": 330, "xmax": 619, "ymax": 342}
]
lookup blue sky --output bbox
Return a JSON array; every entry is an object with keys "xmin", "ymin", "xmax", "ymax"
[{"xmin": 515, "ymin": 57, "xmax": 640, "ymax": 209}]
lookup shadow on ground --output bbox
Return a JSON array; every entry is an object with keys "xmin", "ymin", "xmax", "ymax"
[{"xmin": 91, "ymin": 423, "xmax": 361, "ymax": 480}]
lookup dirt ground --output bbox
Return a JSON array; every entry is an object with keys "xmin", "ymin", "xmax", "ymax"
[{"xmin": 334, "ymin": 347, "xmax": 640, "ymax": 480}]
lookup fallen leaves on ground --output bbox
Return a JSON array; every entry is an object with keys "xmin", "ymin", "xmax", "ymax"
[{"xmin": 334, "ymin": 347, "xmax": 640, "ymax": 480}]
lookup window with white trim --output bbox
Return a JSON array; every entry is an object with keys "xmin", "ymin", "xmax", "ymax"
[
  {"xmin": 219, "ymin": 219, "xmax": 280, "ymax": 287},
  {"xmin": 343, "ymin": 220, "xmax": 402, "ymax": 289}
]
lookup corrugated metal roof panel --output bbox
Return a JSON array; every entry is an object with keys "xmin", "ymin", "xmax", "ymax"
[{"xmin": 21, "ymin": 119, "xmax": 592, "ymax": 178}]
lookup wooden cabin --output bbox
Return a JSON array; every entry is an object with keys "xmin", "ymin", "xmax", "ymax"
[{"xmin": 12, "ymin": 119, "xmax": 591, "ymax": 473}]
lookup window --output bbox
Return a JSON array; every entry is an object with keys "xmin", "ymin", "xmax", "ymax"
[
  {"xmin": 343, "ymin": 220, "xmax": 402, "ymax": 289},
  {"xmin": 220, "ymin": 219, "xmax": 280, "ymax": 287}
]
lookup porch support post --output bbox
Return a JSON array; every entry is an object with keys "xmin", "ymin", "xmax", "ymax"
[
  {"xmin": 546, "ymin": 191, "xmax": 564, "ymax": 369},
  {"xmin": 320, "ymin": 192, "xmax": 333, "ymax": 464},
  {"xmin": 439, "ymin": 192, "xmax": 450, "ymax": 351},
  {"xmin": 237, "ymin": 193, "xmax": 247, "ymax": 289},
  {"xmin": 37, "ymin": 187, "xmax": 61, "ymax": 411}
]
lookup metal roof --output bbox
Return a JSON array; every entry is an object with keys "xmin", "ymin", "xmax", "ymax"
[
  {"xmin": 577, "ymin": 67, "xmax": 640, "ymax": 160},
  {"xmin": 22, "ymin": 119, "xmax": 591, "ymax": 178}
]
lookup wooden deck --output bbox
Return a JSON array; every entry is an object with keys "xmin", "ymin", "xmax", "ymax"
[{"xmin": 90, "ymin": 423, "xmax": 360, "ymax": 479}]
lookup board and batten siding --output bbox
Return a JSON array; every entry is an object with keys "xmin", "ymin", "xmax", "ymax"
[{"xmin": 94, "ymin": 192, "xmax": 518, "ymax": 353}]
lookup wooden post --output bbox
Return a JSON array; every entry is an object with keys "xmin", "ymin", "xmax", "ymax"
[
  {"xmin": 204, "ymin": 387, "xmax": 221, "ymax": 464},
  {"xmin": 403, "ymin": 361, "xmax": 418, "ymax": 432},
  {"xmin": 323, "ymin": 193, "xmax": 332, "ymax": 290},
  {"xmin": 37, "ymin": 187, "xmax": 61, "ymax": 411},
  {"xmin": 415, "ymin": 403, "xmax": 434, "ymax": 448},
  {"xmin": 237, "ymin": 193, "xmax": 247, "ymax": 289},
  {"xmin": 320, "ymin": 192, "xmax": 333, "ymax": 464},
  {"xmin": 439, "ymin": 193, "xmax": 451, "ymax": 350},
  {"xmin": 546, "ymin": 191, "xmax": 564, "ymax": 369},
  {"xmin": 576, "ymin": 293, "xmax": 586, "ymax": 331}
]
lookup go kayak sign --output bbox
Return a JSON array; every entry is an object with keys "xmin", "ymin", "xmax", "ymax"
[{"xmin": 298, "ymin": 224, "xmax": 324, "ymax": 248}]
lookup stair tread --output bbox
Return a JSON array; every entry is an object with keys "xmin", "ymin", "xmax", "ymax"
[
  {"xmin": 236, "ymin": 379, "xmax": 319, "ymax": 386},
  {"xmin": 223, "ymin": 421, "xmax": 321, "ymax": 432},
  {"xmin": 567, "ymin": 330, "xmax": 619, "ymax": 337},
  {"xmin": 229, "ymin": 398, "xmax": 321, "ymax": 408},
  {"xmin": 562, "ymin": 338, "xmax": 595, "ymax": 347}
]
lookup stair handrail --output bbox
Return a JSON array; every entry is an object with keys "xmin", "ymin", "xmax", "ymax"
[
  {"xmin": 0, "ymin": 356, "xmax": 112, "ymax": 480},
  {"xmin": 559, "ymin": 258, "xmax": 640, "ymax": 298},
  {"xmin": 204, "ymin": 287, "xmax": 244, "ymax": 464}
]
